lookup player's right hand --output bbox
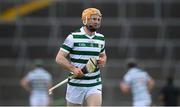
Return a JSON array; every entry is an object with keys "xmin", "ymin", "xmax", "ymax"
[{"xmin": 73, "ymin": 67, "xmax": 84, "ymax": 77}]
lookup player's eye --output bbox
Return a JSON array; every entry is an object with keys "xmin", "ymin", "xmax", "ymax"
[{"xmin": 92, "ymin": 18, "xmax": 96, "ymax": 20}]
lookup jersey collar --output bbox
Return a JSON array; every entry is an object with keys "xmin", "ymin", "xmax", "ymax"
[{"xmin": 80, "ymin": 27, "xmax": 96, "ymax": 39}]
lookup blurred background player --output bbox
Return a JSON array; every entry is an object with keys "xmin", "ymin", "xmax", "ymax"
[
  {"xmin": 158, "ymin": 76, "xmax": 180, "ymax": 106},
  {"xmin": 20, "ymin": 59, "xmax": 53, "ymax": 106},
  {"xmin": 120, "ymin": 59, "xmax": 155, "ymax": 107},
  {"xmin": 55, "ymin": 8, "xmax": 107, "ymax": 106}
]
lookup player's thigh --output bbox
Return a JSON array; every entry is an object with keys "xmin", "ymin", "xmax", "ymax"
[
  {"xmin": 85, "ymin": 85, "xmax": 102, "ymax": 106},
  {"xmin": 66, "ymin": 84, "xmax": 86, "ymax": 105},
  {"xmin": 85, "ymin": 93, "xmax": 102, "ymax": 106}
]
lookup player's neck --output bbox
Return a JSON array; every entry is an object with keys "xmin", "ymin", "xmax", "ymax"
[{"xmin": 83, "ymin": 26, "xmax": 95, "ymax": 36}]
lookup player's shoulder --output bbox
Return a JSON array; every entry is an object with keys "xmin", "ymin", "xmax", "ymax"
[
  {"xmin": 95, "ymin": 32, "xmax": 104, "ymax": 37},
  {"xmin": 26, "ymin": 71, "xmax": 32, "ymax": 76},
  {"xmin": 71, "ymin": 28, "xmax": 84, "ymax": 35},
  {"xmin": 94, "ymin": 32, "xmax": 105, "ymax": 42},
  {"xmin": 25, "ymin": 70, "xmax": 35, "ymax": 78},
  {"xmin": 127, "ymin": 68, "xmax": 140, "ymax": 76}
]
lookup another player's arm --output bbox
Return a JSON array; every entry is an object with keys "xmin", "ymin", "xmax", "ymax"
[
  {"xmin": 120, "ymin": 82, "xmax": 130, "ymax": 94},
  {"xmin": 20, "ymin": 77, "xmax": 31, "ymax": 92},
  {"xmin": 48, "ymin": 82, "xmax": 53, "ymax": 105},
  {"xmin": 147, "ymin": 77, "xmax": 155, "ymax": 91},
  {"xmin": 120, "ymin": 74, "xmax": 131, "ymax": 94},
  {"xmin": 48, "ymin": 81, "xmax": 53, "ymax": 91},
  {"xmin": 55, "ymin": 50, "xmax": 84, "ymax": 77}
]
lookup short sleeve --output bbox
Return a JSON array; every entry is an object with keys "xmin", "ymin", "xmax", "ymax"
[
  {"xmin": 123, "ymin": 73, "xmax": 131, "ymax": 85},
  {"xmin": 24, "ymin": 72, "xmax": 32, "ymax": 82},
  {"xmin": 47, "ymin": 73, "xmax": 52, "ymax": 82},
  {"xmin": 144, "ymin": 72, "xmax": 151, "ymax": 81},
  {"xmin": 43, "ymin": 72, "xmax": 52, "ymax": 84},
  {"xmin": 100, "ymin": 39, "xmax": 105, "ymax": 54},
  {"xmin": 60, "ymin": 34, "xmax": 74, "ymax": 53}
]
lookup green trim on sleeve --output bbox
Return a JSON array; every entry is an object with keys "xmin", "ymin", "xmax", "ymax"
[
  {"xmin": 100, "ymin": 47, "xmax": 105, "ymax": 53},
  {"xmin": 62, "ymin": 44, "xmax": 72, "ymax": 52}
]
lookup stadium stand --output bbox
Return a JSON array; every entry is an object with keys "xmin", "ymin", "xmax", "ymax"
[{"xmin": 0, "ymin": 0, "xmax": 180, "ymax": 106}]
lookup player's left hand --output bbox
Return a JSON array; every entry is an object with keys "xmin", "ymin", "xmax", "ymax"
[{"xmin": 98, "ymin": 57, "xmax": 106, "ymax": 68}]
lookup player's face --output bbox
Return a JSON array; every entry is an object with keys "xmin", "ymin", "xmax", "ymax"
[{"xmin": 86, "ymin": 14, "xmax": 102, "ymax": 32}]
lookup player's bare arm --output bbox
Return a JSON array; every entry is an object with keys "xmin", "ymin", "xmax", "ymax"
[
  {"xmin": 20, "ymin": 78, "xmax": 31, "ymax": 92},
  {"xmin": 55, "ymin": 50, "xmax": 84, "ymax": 77},
  {"xmin": 147, "ymin": 78, "xmax": 155, "ymax": 91},
  {"xmin": 120, "ymin": 82, "xmax": 130, "ymax": 94},
  {"xmin": 98, "ymin": 52, "xmax": 107, "ymax": 68}
]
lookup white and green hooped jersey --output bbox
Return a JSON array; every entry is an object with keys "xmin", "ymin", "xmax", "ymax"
[
  {"xmin": 25, "ymin": 68, "xmax": 52, "ymax": 95},
  {"xmin": 123, "ymin": 68, "xmax": 152, "ymax": 103},
  {"xmin": 60, "ymin": 27, "xmax": 105, "ymax": 87}
]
